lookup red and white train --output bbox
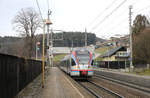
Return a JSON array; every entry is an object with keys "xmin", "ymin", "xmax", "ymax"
[{"xmin": 60, "ymin": 48, "xmax": 94, "ymax": 78}]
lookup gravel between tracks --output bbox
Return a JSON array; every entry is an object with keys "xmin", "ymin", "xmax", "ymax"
[
  {"xmin": 94, "ymin": 70, "xmax": 150, "ymax": 88},
  {"xmin": 91, "ymin": 76, "xmax": 150, "ymax": 98},
  {"xmin": 79, "ymin": 81, "xmax": 119, "ymax": 98}
]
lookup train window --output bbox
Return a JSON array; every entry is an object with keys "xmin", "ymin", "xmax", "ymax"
[
  {"xmin": 76, "ymin": 50, "xmax": 90, "ymax": 55},
  {"xmin": 71, "ymin": 59, "xmax": 76, "ymax": 66},
  {"xmin": 67, "ymin": 60, "xmax": 70, "ymax": 65},
  {"xmin": 77, "ymin": 56, "xmax": 90, "ymax": 65},
  {"xmin": 91, "ymin": 60, "xmax": 94, "ymax": 65}
]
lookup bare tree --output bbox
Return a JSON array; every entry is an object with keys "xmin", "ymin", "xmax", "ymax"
[
  {"xmin": 133, "ymin": 28, "xmax": 150, "ymax": 64},
  {"xmin": 132, "ymin": 14, "xmax": 150, "ymax": 35},
  {"xmin": 12, "ymin": 8, "xmax": 42, "ymax": 58}
]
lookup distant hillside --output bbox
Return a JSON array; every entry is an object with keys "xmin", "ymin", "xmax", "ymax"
[
  {"xmin": 0, "ymin": 32, "xmax": 97, "ymax": 56},
  {"xmin": 0, "ymin": 36, "xmax": 22, "ymax": 44},
  {"xmin": 96, "ymin": 37, "xmax": 106, "ymax": 43},
  {"xmin": 37, "ymin": 32, "xmax": 97, "ymax": 47},
  {"xmin": 0, "ymin": 36, "xmax": 23, "ymax": 56}
]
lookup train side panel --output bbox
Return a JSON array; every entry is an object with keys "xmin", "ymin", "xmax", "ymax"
[{"xmin": 60, "ymin": 49, "xmax": 94, "ymax": 78}]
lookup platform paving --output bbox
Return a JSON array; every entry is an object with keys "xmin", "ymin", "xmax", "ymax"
[{"xmin": 16, "ymin": 67, "xmax": 90, "ymax": 98}]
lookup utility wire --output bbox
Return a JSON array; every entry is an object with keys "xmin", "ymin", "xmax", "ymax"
[
  {"xmin": 94, "ymin": 0, "xmax": 137, "ymax": 33},
  {"xmin": 131, "ymin": 0, "xmax": 139, "ymax": 6},
  {"xmin": 98, "ymin": 8, "xmax": 128, "ymax": 32},
  {"xmin": 102, "ymin": 25, "xmax": 128, "ymax": 38},
  {"xmin": 112, "ymin": 25, "xmax": 129, "ymax": 35},
  {"xmin": 106, "ymin": 0, "xmax": 139, "ymax": 32},
  {"xmin": 134, "ymin": 5, "xmax": 150, "ymax": 14},
  {"xmin": 101, "ymin": 17, "xmax": 128, "ymax": 33},
  {"xmin": 35, "ymin": 0, "xmax": 44, "ymax": 22},
  {"xmin": 104, "ymin": 0, "xmax": 139, "ymax": 35},
  {"xmin": 47, "ymin": 0, "xmax": 50, "ymax": 9},
  {"xmin": 90, "ymin": 0, "xmax": 127, "ymax": 32},
  {"xmin": 87, "ymin": 0, "xmax": 117, "ymax": 27},
  {"xmin": 96, "ymin": 0, "xmax": 138, "ymax": 37}
]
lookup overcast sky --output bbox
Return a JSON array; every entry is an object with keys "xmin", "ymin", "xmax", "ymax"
[{"xmin": 0, "ymin": 0, "xmax": 150, "ymax": 38}]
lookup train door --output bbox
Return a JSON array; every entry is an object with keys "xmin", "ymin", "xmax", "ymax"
[{"xmin": 68, "ymin": 57, "xmax": 72, "ymax": 74}]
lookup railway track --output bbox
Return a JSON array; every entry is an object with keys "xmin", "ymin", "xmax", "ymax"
[
  {"xmin": 94, "ymin": 74, "xmax": 150, "ymax": 95},
  {"xmin": 77, "ymin": 80, "xmax": 123, "ymax": 98},
  {"xmin": 78, "ymin": 81, "xmax": 101, "ymax": 98},
  {"xmin": 88, "ymin": 81, "xmax": 124, "ymax": 98}
]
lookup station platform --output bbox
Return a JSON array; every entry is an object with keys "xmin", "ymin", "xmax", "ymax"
[{"xmin": 16, "ymin": 67, "xmax": 92, "ymax": 98}]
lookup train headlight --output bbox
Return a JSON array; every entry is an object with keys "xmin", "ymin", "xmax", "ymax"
[
  {"xmin": 75, "ymin": 66, "xmax": 79, "ymax": 69},
  {"xmin": 74, "ymin": 66, "xmax": 77, "ymax": 69}
]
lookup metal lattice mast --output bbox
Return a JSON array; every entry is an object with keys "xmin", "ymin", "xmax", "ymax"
[
  {"xmin": 129, "ymin": 5, "xmax": 133, "ymax": 71},
  {"xmin": 85, "ymin": 28, "xmax": 87, "ymax": 47}
]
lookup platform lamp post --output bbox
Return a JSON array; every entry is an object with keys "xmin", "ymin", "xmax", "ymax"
[
  {"xmin": 42, "ymin": 23, "xmax": 46, "ymax": 88},
  {"xmin": 42, "ymin": 14, "xmax": 52, "ymax": 88}
]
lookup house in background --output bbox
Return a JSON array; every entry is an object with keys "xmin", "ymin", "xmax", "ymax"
[{"xmin": 102, "ymin": 46, "xmax": 130, "ymax": 61}]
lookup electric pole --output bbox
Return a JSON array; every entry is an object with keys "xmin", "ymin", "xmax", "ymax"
[
  {"xmin": 50, "ymin": 29, "xmax": 53, "ymax": 67},
  {"xmin": 85, "ymin": 28, "xmax": 87, "ymax": 47},
  {"xmin": 129, "ymin": 5, "xmax": 133, "ymax": 71},
  {"xmin": 46, "ymin": 10, "xmax": 52, "ymax": 67}
]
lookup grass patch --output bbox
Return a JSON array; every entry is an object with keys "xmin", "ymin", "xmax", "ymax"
[
  {"xmin": 128, "ymin": 69, "xmax": 150, "ymax": 76},
  {"xmin": 54, "ymin": 54, "xmax": 67, "ymax": 62},
  {"xmin": 95, "ymin": 46, "xmax": 114, "ymax": 54},
  {"xmin": 95, "ymin": 47, "xmax": 108, "ymax": 54},
  {"xmin": 139, "ymin": 69, "xmax": 150, "ymax": 76},
  {"xmin": 95, "ymin": 56, "xmax": 103, "ymax": 60}
]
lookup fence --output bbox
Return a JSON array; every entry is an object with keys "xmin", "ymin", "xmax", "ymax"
[
  {"xmin": 0, "ymin": 53, "xmax": 43, "ymax": 98},
  {"xmin": 96, "ymin": 61, "xmax": 130, "ymax": 69}
]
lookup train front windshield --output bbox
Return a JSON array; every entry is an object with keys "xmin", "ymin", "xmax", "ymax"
[{"xmin": 76, "ymin": 50, "xmax": 91, "ymax": 65}]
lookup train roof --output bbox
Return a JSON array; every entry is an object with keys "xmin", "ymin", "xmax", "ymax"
[
  {"xmin": 61, "ymin": 55, "xmax": 70, "ymax": 61},
  {"xmin": 61, "ymin": 48, "xmax": 92, "ymax": 61},
  {"xmin": 73, "ymin": 47, "xmax": 90, "ymax": 52}
]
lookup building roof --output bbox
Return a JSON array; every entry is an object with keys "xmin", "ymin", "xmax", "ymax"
[{"xmin": 102, "ymin": 46, "xmax": 126, "ymax": 58}]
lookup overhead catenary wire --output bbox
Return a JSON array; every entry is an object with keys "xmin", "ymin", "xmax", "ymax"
[
  {"xmin": 111, "ymin": 25, "xmax": 129, "ymax": 33},
  {"xmin": 100, "ymin": 17, "xmax": 128, "ymax": 33},
  {"xmin": 90, "ymin": 0, "xmax": 128, "ymax": 32},
  {"xmin": 35, "ymin": 0, "xmax": 46, "ymax": 88},
  {"xmin": 35, "ymin": 0, "xmax": 44, "ymax": 22},
  {"xmin": 47, "ymin": 0, "xmax": 50, "ymax": 10},
  {"xmin": 134, "ymin": 5, "xmax": 150, "ymax": 14},
  {"xmin": 131, "ymin": 5, "xmax": 150, "ymax": 24},
  {"xmin": 95, "ymin": 0, "xmax": 138, "ymax": 34},
  {"xmin": 87, "ymin": 0, "xmax": 117, "ymax": 27},
  {"xmin": 131, "ymin": 0, "xmax": 139, "ymax": 6},
  {"xmin": 101, "ymin": 26, "xmax": 129, "ymax": 38},
  {"xmin": 94, "ymin": 0, "xmax": 138, "ymax": 35},
  {"xmin": 104, "ymin": 1, "xmax": 150, "ymax": 37},
  {"xmin": 97, "ymin": 8, "xmax": 128, "ymax": 32}
]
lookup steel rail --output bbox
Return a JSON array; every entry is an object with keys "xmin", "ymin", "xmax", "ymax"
[
  {"xmin": 94, "ymin": 74, "xmax": 150, "ymax": 94},
  {"xmin": 78, "ymin": 82, "xmax": 101, "ymax": 98},
  {"xmin": 88, "ymin": 80, "xmax": 124, "ymax": 98}
]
